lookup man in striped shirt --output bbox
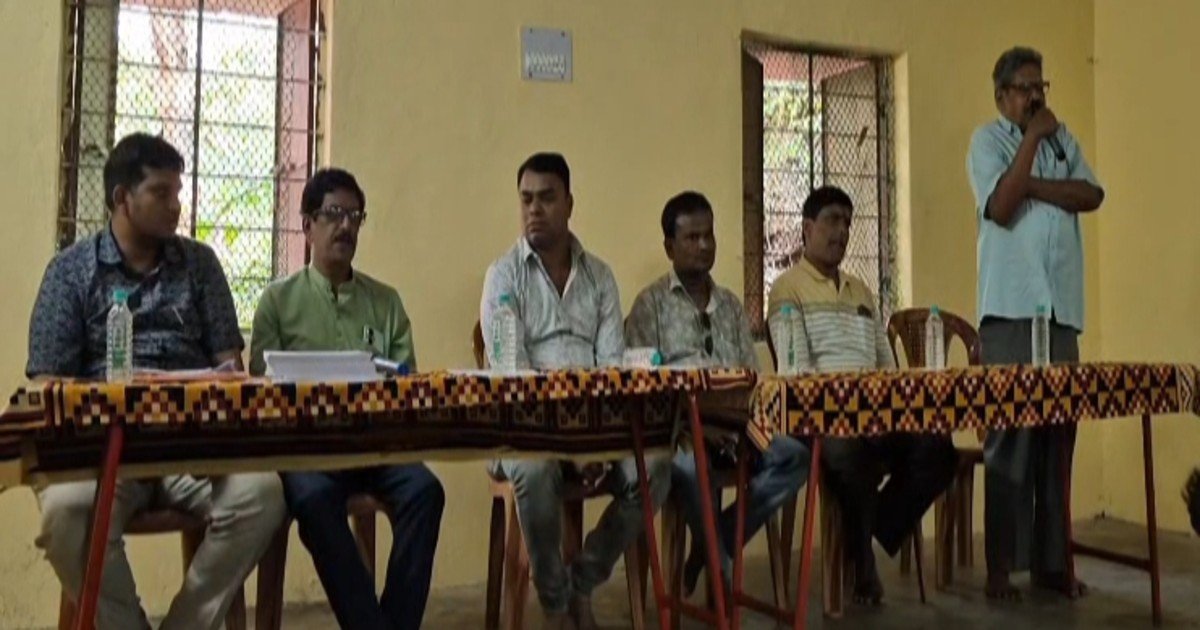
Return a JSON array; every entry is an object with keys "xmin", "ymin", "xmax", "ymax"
[
  {"xmin": 482, "ymin": 153, "xmax": 671, "ymax": 630},
  {"xmin": 767, "ymin": 186, "xmax": 955, "ymax": 606}
]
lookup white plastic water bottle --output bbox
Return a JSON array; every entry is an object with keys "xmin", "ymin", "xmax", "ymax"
[
  {"xmin": 491, "ymin": 293, "xmax": 519, "ymax": 374},
  {"xmin": 622, "ymin": 348, "xmax": 663, "ymax": 368},
  {"xmin": 770, "ymin": 304, "xmax": 802, "ymax": 375},
  {"xmin": 924, "ymin": 305, "xmax": 945, "ymax": 370},
  {"xmin": 1032, "ymin": 304, "xmax": 1051, "ymax": 367},
  {"xmin": 106, "ymin": 288, "xmax": 134, "ymax": 382}
]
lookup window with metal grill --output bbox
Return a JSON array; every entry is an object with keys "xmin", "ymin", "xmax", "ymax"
[
  {"xmin": 59, "ymin": 0, "xmax": 323, "ymax": 327},
  {"xmin": 741, "ymin": 37, "xmax": 896, "ymax": 335}
]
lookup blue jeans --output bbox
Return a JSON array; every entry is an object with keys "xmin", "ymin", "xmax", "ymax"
[
  {"xmin": 671, "ymin": 436, "xmax": 810, "ymax": 575},
  {"xmin": 281, "ymin": 465, "xmax": 445, "ymax": 630},
  {"xmin": 489, "ymin": 457, "xmax": 671, "ymax": 613}
]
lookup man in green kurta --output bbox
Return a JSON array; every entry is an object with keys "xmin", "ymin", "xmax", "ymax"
[{"xmin": 250, "ymin": 168, "xmax": 443, "ymax": 630}]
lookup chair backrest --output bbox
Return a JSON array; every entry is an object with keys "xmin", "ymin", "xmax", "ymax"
[
  {"xmin": 472, "ymin": 320, "xmax": 486, "ymax": 369},
  {"xmin": 886, "ymin": 307, "xmax": 980, "ymax": 368}
]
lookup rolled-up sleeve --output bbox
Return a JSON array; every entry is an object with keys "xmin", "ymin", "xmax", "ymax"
[
  {"xmin": 1060, "ymin": 125, "xmax": 1102, "ymax": 190},
  {"xmin": 967, "ymin": 128, "xmax": 1010, "ymax": 220}
]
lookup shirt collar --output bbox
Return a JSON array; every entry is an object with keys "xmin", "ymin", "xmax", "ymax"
[
  {"xmin": 519, "ymin": 233, "xmax": 586, "ymax": 265},
  {"xmin": 98, "ymin": 223, "xmax": 183, "ymax": 269},
  {"xmin": 667, "ymin": 269, "xmax": 685, "ymax": 291},
  {"xmin": 306, "ymin": 264, "xmax": 357, "ymax": 298},
  {"xmin": 667, "ymin": 268, "xmax": 716, "ymax": 292},
  {"xmin": 667, "ymin": 270, "xmax": 719, "ymax": 314},
  {"xmin": 799, "ymin": 255, "xmax": 836, "ymax": 285},
  {"xmin": 997, "ymin": 115, "xmax": 1022, "ymax": 137}
]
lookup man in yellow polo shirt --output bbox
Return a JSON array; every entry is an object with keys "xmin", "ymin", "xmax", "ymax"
[
  {"xmin": 249, "ymin": 168, "xmax": 444, "ymax": 630},
  {"xmin": 767, "ymin": 186, "xmax": 955, "ymax": 607}
]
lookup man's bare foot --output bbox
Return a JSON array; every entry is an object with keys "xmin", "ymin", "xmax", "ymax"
[
  {"xmin": 1033, "ymin": 572, "xmax": 1089, "ymax": 598},
  {"xmin": 986, "ymin": 572, "xmax": 1022, "ymax": 602}
]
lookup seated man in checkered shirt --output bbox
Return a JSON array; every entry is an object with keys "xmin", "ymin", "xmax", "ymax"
[
  {"xmin": 27, "ymin": 133, "xmax": 285, "ymax": 629},
  {"xmin": 767, "ymin": 186, "xmax": 956, "ymax": 606},
  {"xmin": 625, "ymin": 191, "xmax": 809, "ymax": 596}
]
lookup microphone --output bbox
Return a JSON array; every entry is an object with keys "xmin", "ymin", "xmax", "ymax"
[{"xmin": 1031, "ymin": 100, "xmax": 1067, "ymax": 162}]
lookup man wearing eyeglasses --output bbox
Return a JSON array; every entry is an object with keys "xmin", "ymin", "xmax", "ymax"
[
  {"xmin": 625, "ymin": 191, "xmax": 809, "ymax": 595},
  {"xmin": 249, "ymin": 168, "xmax": 444, "ymax": 629},
  {"xmin": 967, "ymin": 46, "xmax": 1103, "ymax": 601}
]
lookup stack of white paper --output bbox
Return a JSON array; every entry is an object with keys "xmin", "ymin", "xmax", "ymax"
[{"xmin": 263, "ymin": 351, "xmax": 381, "ymax": 383}]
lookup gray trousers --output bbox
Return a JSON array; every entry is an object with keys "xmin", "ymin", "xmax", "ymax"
[
  {"xmin": 490, "ymin": 457, "xmax": 671, "ymax": 613},
  {"xmin": 981, "ymin": 317, "xmax": 1079, "ymax": 575},
  {"xmin": 36, "ymin": 474, "xmax": 285, "ymax": 630}
]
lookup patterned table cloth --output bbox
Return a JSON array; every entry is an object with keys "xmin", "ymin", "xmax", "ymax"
[
  {"xmin": 748, "ymin": 362, "xmax": 1200, "ymax": 449},
  {"xmin": 0, "ymin": 367, "xmax": 755, "ymax": 480}
]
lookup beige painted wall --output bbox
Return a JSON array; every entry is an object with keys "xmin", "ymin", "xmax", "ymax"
[
  {"xmin": 0, "ymin": 0, "xmax": 1108, "ymax": 624},
  {"xmin": 0, "ymin": 1, "xmax": 68, "ymax": 626},
  {"xmin": 1093, "ymin": 0, "xmax": 1200, "ymax": 533}
]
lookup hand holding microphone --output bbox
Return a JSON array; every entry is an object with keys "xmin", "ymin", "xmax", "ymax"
[{"xmin": 1029, "ymin": 100, "xmax": 1067, "ymax": 161}]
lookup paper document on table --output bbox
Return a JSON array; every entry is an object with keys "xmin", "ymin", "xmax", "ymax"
[
  {"xmin": 134, "ymin": 359, "xmax": 244, "ymax": 382},
  {"xmin": 264, "ymin": 351, "xmax": 381, "ymax": 383},
  {"xmin": 448, "ymin": 368, "xmax": 540, "ymax": 378}
]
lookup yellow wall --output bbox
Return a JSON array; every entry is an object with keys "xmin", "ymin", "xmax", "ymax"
[
  {"xmin": 0, "ymin": 1, "xmax": 69, "ymax": 624},
  {"xmin": 1094, "ymin": 0, "xmax": 1200, "ymax": 533},
  {"xmin": 0, "ymin": 0, "xmax": 1109, "ymax": 624}
]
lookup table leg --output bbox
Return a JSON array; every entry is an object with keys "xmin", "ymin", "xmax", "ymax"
[
  {"xmin": 793, "ymin": 437, "xmax": 822, "ymax": 630},
  {"xmin": 1068, "ymin": 414, "xmax": 1164, "ymax": 625},
  {"xmin": 630, "ymin": 406, "xmax": 671, "ymax": 630},
  {"xmin": 686, "ymin": 393, "xmax": 730, "ymax": 630},
  {"xmin": 1141, "ymin": 413, "xmax": 1162, "ymax": 626},
  {"xmin": 75, "ymin": 423, "xmax": 125, "ymax": 630},
  {"xmin": 731, "ymin": 438, "xmax": 750, "ymax": 630},
  {"xmin": 1060, "ymin": 425, "xmax": 1079, "ymax": 600}
]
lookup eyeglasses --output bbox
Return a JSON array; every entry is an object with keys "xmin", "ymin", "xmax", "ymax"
[
  {"xmin": 1005, "ymin": 81, "xmax": 1050, "ymax": 96},
  {"xmin": 698, "ymin": 312, "xmax": 714, "ymax": 356},
  {"xmin": 312, "ymin": 205, "xmax": 367, "ymax": 226}
]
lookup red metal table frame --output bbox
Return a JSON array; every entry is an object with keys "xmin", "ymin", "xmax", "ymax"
[
  {"xmin": 1065, "ymin": 413, "xmax": 1163, "ymax": 625},
  {"xmin": 0, "ymin": 369, "xmax": 751, "ymax": 630},
  {"xmin": 64, "ymin": 401, "xmax": 724, "ymax": 630},
  {"xmin": 728, "ymin": 363, "xmax": 1198, "ymax": 629}
]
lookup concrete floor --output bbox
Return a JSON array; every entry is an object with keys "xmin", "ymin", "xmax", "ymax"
[{"xmin": 232, "ymin": 518, "xmax": 1200, "ymax": 628}]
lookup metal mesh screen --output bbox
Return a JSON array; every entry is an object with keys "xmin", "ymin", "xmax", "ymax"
[
  {"xmin": 744, "ymin": 43, "xmax": 895, "ymax": 332},
  {"xmin": 59, "ymin": 0, "xmax": 322, "ymax": 327}
]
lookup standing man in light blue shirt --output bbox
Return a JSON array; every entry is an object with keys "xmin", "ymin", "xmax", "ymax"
[
  {"xmin": 967, "ymin": 46, "xmax": 1104, "ymax": 602},
  {"xmin": 481, "ymin": 153, "xmax": 670, "ymax": 630}
]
